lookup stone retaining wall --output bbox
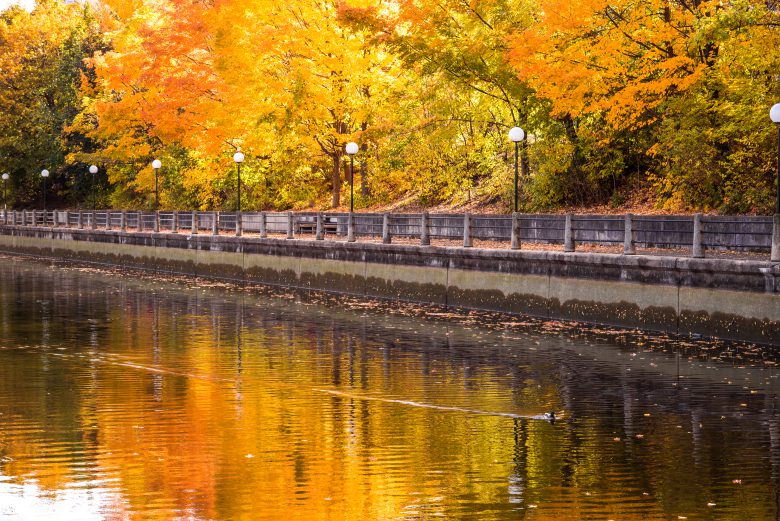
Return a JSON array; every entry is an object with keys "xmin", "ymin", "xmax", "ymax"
[{"xmin": 0, "ymin": 225, "xmax": 778, "ymax": 345}]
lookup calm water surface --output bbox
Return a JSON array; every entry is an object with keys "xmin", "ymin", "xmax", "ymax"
[{"xmin": 0, "ymin": 258, "xmax": 778, "ymax": 520}]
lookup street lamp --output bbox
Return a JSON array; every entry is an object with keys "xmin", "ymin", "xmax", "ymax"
[
  {"xmin": 2, "ymin": 173, "xmax": 8, "ymax": 211},
  {"xmin": 345, "ymin": 142, "xmax": 359, "ymax": 213},
  {"xmin": 233, "ymin": 150, "xmax": 245, "ymax": 212},
  {"xmin": 771, "ymin": 104, "xmax": 780, "ymax": 214},
  {"xmin": 41, "ymin": 169, "xmax": 49, "ymax": 212},
  {"xmin": 88, "ymin": 165, "xmax": 98, "ymax": 210},
  {"xmin": 509, "ymin": 127, "xmax": 525, "ymax": 213},
  {"xmin": 151, "ymin": 159, "xmax": 162, "ymax": 211}
]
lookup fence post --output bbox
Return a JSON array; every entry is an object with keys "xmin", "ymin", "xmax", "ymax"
[
  {"xmin": 235, "ymin": 211, "xmax": 242, "ymax": 237},
  {"xmin": 12, "ymin": 210, "xmax": 16, "ymax": 226},
  {"xmin": 91, "ymin": 211, "xmax": 97, "ymax": 230},
  {"xmin": 153, "ymin": 211, "xmax": 159, "ymax": 233},
  {"xmin": 212, "ymin": 212, "xmax": 219, "ymax": 235},
  {"xmin": 30, "ymin": 210, "xmax": 35, "ymax": 226},
  {"xmin": 316, "ymin": 212, "xmax": 324, "ymax": 240},
  {"xmin": 563, "ymin": 213, "xmax": 575, "ymax": 252},
  {"xmin": 120, "ymin": 211, "xmax": 127, "ymax": 232},
  {"xmin": 103, "ymin": 211, "xmax": 109, "ymax": 230},
  {"xmin": 191, "ymin": 212, "xmax": 198, "ymax": 235},
  {"xmin": 511, "ymin": 212, "xmax": 521, "ymax": 250},
  {"xmin": 771, "ymin": 213, "xmax": 780, "ymax": 262},
  {"xmin": 463, "ymin": 213, "xmax": 472, "ymax": 248},
  {"xmin": 623, "ymin": 213, "xmax": 636, "ymax": 255},
  {"xmin": 63, "ymin": 210, "xmax": 69, "ymax": 228},
  {"xmin": 172, "ymin": 211, "xmax": 179, "ymax": 233},
  {"xmin": 382, "ymin": 213, "xmax": 391, "ymax": 244},
  {"xmin": 52, "ymin": 209, "xmax": 58, "ymax": 227},
  {"xmin": 420, "ymin": 212, "xmax": 430, "ymax": 246},
  {"xmin": 138, "ymin": 212, "xmax": 144, "ymax": 232},
  {"xmin": 692, "ymin": 213, "xmax": 704, "ymax": 258},
  {"xmin": 287, "ymin": 211, "xmax": 294, "ymax": 239},
  {"xmin": 259, "ymin": 212, "xmax": 267, "ymax": 238},
  {"xmin": 347, "ymin": 212, "xmax": 355, "ymax": 242}
]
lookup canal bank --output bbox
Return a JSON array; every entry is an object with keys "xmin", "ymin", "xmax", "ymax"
[{"xmin": 0, "ymin": 224, "xmax": 778, "ymax": 345}]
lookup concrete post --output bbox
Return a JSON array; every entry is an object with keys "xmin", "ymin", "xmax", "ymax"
[
  {"xmin": 463, "ymin": 213, "xmax": 472, "ymax": 248},
  {"xmin": 172, "ymin": 211, "xmax": 179, "ymax": 233},
  {"xmin": 154, "ymin": 211, "xmax": 160, "ymax": 233},
  {"xmin": 563, "ymin": 214, "xmax": 575, "ymax": 252},
  {"xmin": 287, "ymin": 211, "xmax": 294, "ymax": 240},
  {"xmin": 511, "ymin": 212, "xmax": 521, "ymax": 250},
  {"xmin": 120, "ymin": 211, "xmax": 127, "ymax": 232},
  {"xmin": 52, "ymin": 209, "xmax": 58, "ymax": 227},
  {"xmin": 30, "ymin": 210, "xmax": 35, "ymax": 226},
  {"xmin": 382, "ymin": 213, "xmax": 391, "ymax": 244},
  {"xmin": 191, "ymin": 212, "xmax": 198, "ymax": 235},
  {"xmin": 77, "ymin": 210, "xmax": 82, "ymax": 229},
  {"xmin": 235, "ymin": 212, "xmax": 242, "ymax": 237},
  {"xmin": 105, "ymin": 211, "xmax": 111, "ymax": 230},
  {"xmin": 420, "ymin": 212, "xmax": 430, "ymax": 246},
  {"xmin": 63, "ymin": 210, "xmax": 69, "ymax": 228},
  {"xmin": 623, "ymin": 213, "xmax": 636, "ymax": 255},
  {"xmin": 771, "ymin": 213, "xmax": 780, "ymax": 262},
  {"xmin": 692, "ymin": 213, "xmax": 704, "ymax": 258},
  {"xmin": 138, "ymin": 212, "xmax": 144, "ymax": 232},
  {"xmin": 316, "ymin": 212, "xmax": 324, "ymax": 240},
  {"xmin": 11, "ymin": 210, "xmax": 16, "ymax": 226},
  {"xmin": 347, "ymin": 212, "xmax": 355, "ymax": 242},
  {"xmin": 91, "ymin": 211, "xmax": 97, "ymax": 230},
  {"xmin": 212, "ymin": 212, "xmax": 219, "ymax": 235},
  {"xmin": 259, "ymin": 212, "xmax": 267, "ymax": 239}
]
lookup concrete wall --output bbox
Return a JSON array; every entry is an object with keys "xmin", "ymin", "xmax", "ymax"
[{"xmin": 0, "ymin": 225, "xmax": 778, "ymax": 345}]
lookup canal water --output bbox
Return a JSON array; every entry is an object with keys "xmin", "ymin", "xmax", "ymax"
[{"xmin": 0, "ymin": 257, "xmax": 778, "ymax": 520}]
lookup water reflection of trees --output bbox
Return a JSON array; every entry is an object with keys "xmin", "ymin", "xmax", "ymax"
[{"xmin": 0, "ymin": 262, "xmax": 777, "ymax": 519}]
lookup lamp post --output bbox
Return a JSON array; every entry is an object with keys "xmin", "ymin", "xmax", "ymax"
[
  {"xmin": 233, "ymin": 149, "xmax": 245, "ymax": 212},
  {"xmin": 508, "ymin": 127, "xmax": 525, "ymax": 213},
  {"xmin": 2, "ymin": 173, "xmax": 8, "ymax": 211},
  {"xmin": 41, "ymin": 169, "xmax": 49, "ymax": 212},
  {"xmin": 345, "ymin": 142, "xmax": 358, "ymax": 213},
  {"xmin": 151, "ymin": 159, "xmax": 162, "ymax": 211},
  {"xmin": 771, "ymin": 104, "xmax": 780, "ymax": 214},
  {"xmin": 88, "ymin": 165, "xmax": 98, "ymax": 210}
]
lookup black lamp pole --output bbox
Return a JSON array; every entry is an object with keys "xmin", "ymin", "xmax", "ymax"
[
  {"xmin": 237, "ymin": 161, "xmax": 241, "ymax": 213},
  {"xmin": 776, "ymin": 123, "xmax": 780, "ymax": 214},
  {"xmin": 350, "ymin": 155, "xmax": 355, "ymax": 213},
  {"xmin": 514, "ymin": 141, "xmax": 519, "ymax": 213}
]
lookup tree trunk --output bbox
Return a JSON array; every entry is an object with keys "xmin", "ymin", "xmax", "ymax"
[
  {"xmin": 360, "ymin": 143, "xmax": 369, "ymax": 198},
  {"xmin": 331, "ymin": 151, "xmax": 341, "ymax": 208}
]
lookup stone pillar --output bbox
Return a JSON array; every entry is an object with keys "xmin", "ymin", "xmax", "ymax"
[
  {"xmin": 138, "ymin": 212, "xmax": 145, "ymax": 232},
  {"xmin": 77, "ymin": 210, "xmax": 83, "ymax": 229},
  {"xmin": 120, "ymin": 211, "xmax": 127, "ymax": 232},
  {"xmin": 11, "ymin": 210, "xmax": 16, "ymax": 226},
  {"xmin": 52, "ymin": 209, "xmax": 58, "ymax": 227},
  {"xmin": 316, "ymin": 212, "xmax": 324, "ymax": 240},
  {"xmin": 191, "ymin": 212, "xmax": 198, "ymax": 235},
  {"xmin": 172, "ymin": 211, "xmax": 179, "ymax": 233},
  {"xmin": 259, "ymin": 212, "xmax": 267, "ymax": 239},
  {"xmin": 463, "ymin": 213, "xmax": 472, "ymax": 248},
  {"xmin": 212, "ymin": 212, "xmax": 219, "ymax": 235},
  {"xmin": 563, "ymin": 213, "xmax": 575, "ymax": 252},
  {"xmin": 30, "ymin": 210, "xmax": 35, "ymax": 226},
  {"xmin": 347, "ymin": 212, "xmax": 355, "ymax": 242},
  {"xmin": 511, "ymin": 212, "xmax": 521, "ymax": 250},
  {"xmin": 623, "ymin": 213, "xmax": 636, "ymax": 255},
  {"xmin": 287, "ymin": 211, "xmax": 294, "ymax": 240},
  {"xmin": 692, "ymin": 213, "xmax": 704, "ymax": 259},
  {"xmin": 771, "ymin": 213, "xmax": 780, "ymax": 262},
  {"xmin": 91, "ymin": 211, "xmax": 97, "ymax": 230},
  {"xmin": 154, "ymin": 211, "xmax": 160, "ymax": 233},
  {"xmin": 382, "ymin": 213, "xmax": 391, "ymax": 244},
  {"xmin": 420, "ymin": 212, "xmax": 430, "ymax": 246},
  {"xmin": 105, "ymin": 211, "xmax": 111, "ymax": 230},
  {"xmin": 235, "ymin": 211, "xmax": 242, "ymax": 237},
  {"xmin": 63, "ymin": 210, "xmax": 69, "ymax": 228}
]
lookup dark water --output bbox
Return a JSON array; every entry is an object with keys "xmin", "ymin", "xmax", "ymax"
[{"xmin": 0, "ymin": 258, "xmax": 778, "ymax": 520}]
